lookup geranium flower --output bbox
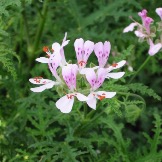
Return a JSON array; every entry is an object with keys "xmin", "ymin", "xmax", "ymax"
[
  {"xmin": 123, "ymin": 9, "xmax": 153, "ymax": 37},
  {"xmin": 84, "ymin": 68, "xmax": 116, "ymax": 109},
  {"xmin": 74, "ymin": 38, "xmax": 94, "ymax": 70},
  {"xmin": 156, "ymin": 8, "xmax": 162, "ymax": 20},
  {"xmin": 36, "ymin": 32, "xmax": 69, "ymax": 66},
  {"xmin": 94, "ymin": 41, "xmax": 126, "ymax": 79},
  {"xmin": 56, "ymin": 64, "xmax": 88, "ymax": 113},
  {"xmin": 29, "ymin": 77, "xmax": 60, "ymax": 92}
]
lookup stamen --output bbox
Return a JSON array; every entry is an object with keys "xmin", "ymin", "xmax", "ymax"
[
  {"xmin": 67, "ymin": 94, "xmax": 75, "ymax": 99},
  {"xmin": 43, "ymin": 46, "xmax": 49, "ymax": 53},
  {"xmin": 34, "ymin": 76, "xmax": 43, "ymax": 83},
  {"xmin": 112, "ymin": 63, "xmax": 118, "ymax": 67},
  {"xmin": 78, "ymin": 61, "xmax": 86, "ymax": 66},
  {"xmin": 98, "ymin": 95, "xmax": 105, "ymax": 101}
]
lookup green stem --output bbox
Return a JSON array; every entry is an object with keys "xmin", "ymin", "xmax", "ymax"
[
  {"xmin": 29, "ymin": 0, "xmax": 49, "ymax": 61},
  {"xmin": 84, "ymin": 103, "xmax": 87, "ymax": 119},
  {"xmin": 128, "ymin": 56, "xmax": 151, "ymax": 84},
  {"xmin": 22, "ymin": 0, "xmax": 30, "ymax": 47}
]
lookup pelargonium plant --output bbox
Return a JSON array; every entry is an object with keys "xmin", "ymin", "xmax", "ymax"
[{"xmin": 29, "ymin": 33, "xmax": 126, "ymax": 113}]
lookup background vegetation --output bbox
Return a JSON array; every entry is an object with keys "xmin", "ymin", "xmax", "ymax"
[{"xmin": 0, "ymin": 0, "xmax": 162, "ymax": 161}]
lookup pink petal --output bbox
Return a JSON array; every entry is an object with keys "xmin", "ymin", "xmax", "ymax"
[
  {"xmin": 123, "ymin": 23, "xmax": 137, "ymax": 33},
  {"xmin": 56, "ymin": 95, "xmax": 74, "ymax": 113},
  {"xmin": 74, "ymin": 38, "xmax": 84, "ymax": 63},
  {"xmin": 83, "ymin": 40, "xmax": 94, "ymax": 63},
  {"xmin": 106, "ymin": 72, "xmax": 125, "ymax": 79},
  {"xmin": 36, "ymin": 57, "xmax": 49, "ymax": 63},
  {"xmin": 30, "ymin": 82, "xmax": 55, "ymax": 92},
  {"xmin": 86, "ymin": 93, "xmax": 97, "ymax": 109},
  {"xmin": 52, "ymin": 43, "xmax": 61, "ymax": 53},
  {"xmin": 102, "ymin": 41, "xmax": 111, "ymax": 67},
  {"xmin": 84, "ymin": 68, "xmax": 97, "ymax": 88},
  {"xmin": 148, "ymin": 41, "xmax": 162, "ymax": 56},
  {"xmin": 107, "ymin": 60, "xmax": 126, "ymax": 72},
  {"xmin": 62, "ymin": 64, "xmax": 78, "ymax": 90},
  {"xmin": 97, "ymin": 91, "xmax": 116, "ymax": 98},
  {"xmin": 94, "ymin": 42, "xmax": 104, "ymax": 67},
  {"xmin": 155, "ymin": 8, "xmax": 162, "ymax": 20},
  {"xmin": 29, "ymin": 78, "xmax": 53, "ymax": 85},
  {"xmin": 75, "ymin": 93, "xmax": 88, "ymax": 101},
  {"xmin": 134, "ymin": 30, "xmax": 147, "ymax": 38},
  {"xmin": 94, "ymin": 68, "xmax": 107, "ymax": 90}
]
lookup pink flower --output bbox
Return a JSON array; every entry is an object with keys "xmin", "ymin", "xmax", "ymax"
[
  {"xmin": 29, "ymin": 77, "xmax": 60, "ymax": 92},
  {"xmin": 94, "ymin": 41, "xmax": 111, "ymax": 68},
  {"xmin": 56, "ymin": 64, "xmax": 88, "ymax": 113},
  {"xmin": 93, "ymin": 41, "xmax": 126, "ymax": 79},
  {"xmin": 148, "ymin": 39, "xmax": 162, "ymax": 56},
  {"xmin": 74, "ymin": 38, "xmax": 94, "ymax": 69},
  {"xmin": 84, "ymin": 68, "xmax": 116, "ymax": 109},
  {"xmin": 156, "ymin": 8, "xmax": 162, "ymax": 20},
  {"xmin": 36, "ymin": 33, "xmax": 69, "ymax": 66}
]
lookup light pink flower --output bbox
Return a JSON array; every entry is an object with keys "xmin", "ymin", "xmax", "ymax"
[
  {"xmin": 148, "ymin": 39, "xmax": 162, "ymax": 56},
  {"xmin": 156, "ymin": 8, "xmax": 162, "ymax": 20},
  {"xmin": 36, "ymin": 33, "xmax": 69, "ymax": 66},
  {"xmin": 84, "ymin": 68, "xmax": 116, "ymax": 109},
  {"xmin": 29, "ymin": 77, "xmax": 60, "ymax": 92},
  {"xmin": 56, "ymin": 64, "xmax": 88, "ymax": 113},
  {"xmin": 74, "ymin": 38, "xmax": 94, "ymax": 69},
  {"xmin": 94, "ymin": 41, "xmax": 111, "ymax": 68}
]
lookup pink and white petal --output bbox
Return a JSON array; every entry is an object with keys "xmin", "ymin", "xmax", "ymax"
[
  {"xmin": 29, "ymin": 78, "xmax": 52, "ymax": 85},
  {"xmin": 148, "ymin": 43, "xmax": 162, "ymax": 56},
  {"xmin": 155, "ymin": 8, "xmax": 162, "ymax": 20},
  {"xmin": 106, "ymin": 72, "xmax": 125, "ymax": 79},
  {"xmin": 93, "ymin": 68, "xmax": 107, "ymax": 90},
  {"xmin": 75, "ymin": 93, "xmax": 88, "ymax": 101},
  {"xmin": 83, "ymin": 40, "xmax": 94, "ymax": 62},
  {"xmin": 52, "ymin": 43, "xmax": 61, "ymax": 53},
  {"xmin": 30, "ymin": 85, "xmax": 47, "ymax": 92},
  {"xmin": 62, "ymin": 40, "xmax": 70, "ymax": 48},
  {"xmin": 107, "ymin": 60, "xmax": 126, "ymax": 72},
  {"xmin": 74, "ymin": 38, "xmax": 84, "ymax": 62},
  {"xmin": 134, "ymin": 31, "xmax": 146, "ymax": 38},
  {"xmin": 94, "ymin": 42, "xmax": 104, "ymax": 66},
  {"xmin": 56, "ymin": 95, "xmax": 74, "ymax": 113},
  {"xmin": 62, "ymin": 32, "xmax": 67, "ymax": 43},
  {"xmin": 86, "ymin": 93, "xmax": 97, "ymax": 110},
  {"xmin": 85, "ymin": 68, "xmax": 97, "ymax": 88},
  {"xmin": 101, "ymin": 41, "xmax": 111, "ymax": 67},
  {"xmin": 123, "ymin": 23, "xmax": 137, "ymax": 33},
  {"xmin": 36, "ymin": 57, "xmax": 49, "ymax": 63},
  {"xmin": 97, "ymin": 91, "xmax": 116, "ymax": 98}
]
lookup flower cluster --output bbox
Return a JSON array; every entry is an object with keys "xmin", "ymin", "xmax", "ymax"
[
  {"xmin": 29, "ymin": 33, "xmax": 126, "ymax": 113},
  {"xmin": 123, "ymin": 8, "xmax": 162, "ymax": 56}
]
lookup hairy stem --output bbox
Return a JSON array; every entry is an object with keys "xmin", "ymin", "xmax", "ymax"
[{"xmin": 128, "ymin": 56, "xmax": 151, "ymax": 83}]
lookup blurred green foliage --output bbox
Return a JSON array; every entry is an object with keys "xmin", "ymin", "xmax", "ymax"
[{"xmin": 0, "ymin": 0, "xmax": 162, "ymax": 161}]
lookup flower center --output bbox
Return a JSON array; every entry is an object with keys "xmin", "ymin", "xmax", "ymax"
[
  {"xmin": 67, "ymin": 94, "xmax": 75, "ymax": 99},
  {"xmin": 97, "ymin": 93, "xmax": 106, "ymax": 101},
  {"xmin": 112, "ymin": 63, "xmax": 118, "ymax": 67},
  {"xmin": 34, "ymin": 76, "xmax": 43, "ymax": 83},
  {"xmin": 43, "ymin": 46, "xmax": 49, "ymax": 52},
  {"xmin": 78, "ymin": 61, "xmax": 86, "ymax": 67}
]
